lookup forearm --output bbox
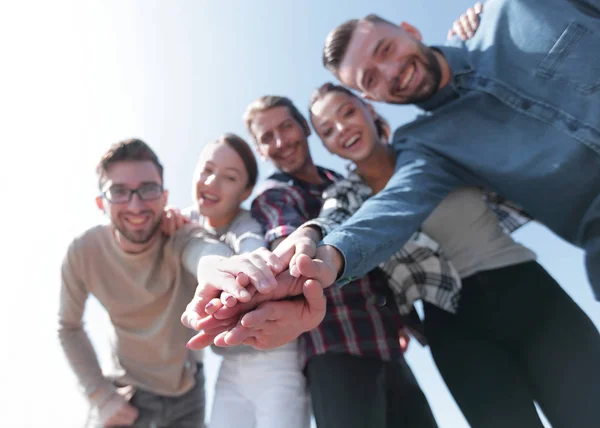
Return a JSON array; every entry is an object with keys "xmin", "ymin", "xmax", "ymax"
[
  {"xmin": 322, "ymin": 155, "xmax": 460, "ymax": 283},
  {"xmin": 182, "ymin": 237, "xmax": 234, "ymax": 279},
  {"xmin": 58, "ymin": 324, "xmax": 115, "ymax": 403}
]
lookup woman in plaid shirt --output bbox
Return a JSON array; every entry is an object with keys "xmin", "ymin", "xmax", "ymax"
[{"xmin": 299, "ymin": 82, "xmax": 600, "ymax": 428}]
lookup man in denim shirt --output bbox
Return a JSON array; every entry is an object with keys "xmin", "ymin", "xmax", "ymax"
[{"xmin": 308, "ymin": 0, "xmax": 600, "ymax": 300}]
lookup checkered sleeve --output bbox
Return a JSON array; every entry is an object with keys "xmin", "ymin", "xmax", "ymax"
[
  {"xmin": 304, "ymin": 174, "xmax": 462, "ymax": 314},
  {"xmin": 304, "ymin": 174, "xmax": 372, "ymax": 236},
  {"xmin": 483, "ymin": 190, "xmax": 533, "ymax": 233},
  {"xmin": 250, "ymin": 186, "xmax": 310, "ymax": 246}
]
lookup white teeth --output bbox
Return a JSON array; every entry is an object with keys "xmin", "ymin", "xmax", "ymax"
[
  {"xmin": 400, "ymin": 63, "xmax": 415, "ymax": 90},
  {"xmin": 203, "ymin": 193, "xmax": 219, "ymax": 201},
  {"xmin": 126, "ymin": 216, "xmax": 147, "ymax": 225},
  {"xmin": 343, "ymin": 135, "xmax": 360, "ymax": 148}
]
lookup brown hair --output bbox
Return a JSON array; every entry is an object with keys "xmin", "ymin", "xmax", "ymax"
[
  {"xmin": 323, "ymin": 14, "xmax": 395, "ymax": 75},
  {"xmin": 308, "ymin": 82, "xmax": 391, "ymax": 141},
  {"xmin": 96, "ymin": 138, "xmax": 163, "ymax": 189},
  {"xmin": 243, "ymin": 95, "xmax": 311, "ymax": 142},
  {"xmin": 213, "ymin": 133, "xmax": 258, "ymax": 189}
]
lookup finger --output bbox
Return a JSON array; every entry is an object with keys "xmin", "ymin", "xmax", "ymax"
[
  {"xmin": 205, "ymin": 298, "xmax": 223, "ymax": 315},
  {"xmin": 181, "ymin": 297, "xmax": 209, "ymax": 330},
  {"xmin": 453, "ymin": 19, "xmax": 467, "ymax": 41},
  {"xmin": 195, "ymin": 314, "xmax": 237, "ymax": 331},
  {"xmin": 240, "ymin": 301, "xmax": 285, "ymax": 328},
  {"xmin": 200, "ymin": 272, "xmax": 252, "ymax": 303},
  {"xmin": 220, "ymin": 258, "xmax": 275, "ymax": 294},
  {"xmin": 474, "ymin": 1, "xmax": 483, "ymax": 14},
  {"xmin": 460, "ymin": 13, "xmax": 473, "ymax": 38},
  {"xmin": 254, "ymin": 247, "xmax": 282, "ymax": 272},
  {"xmin": 219, "ymin": 292, "xmax": 238, "ymax": 308},
  {"xmin": 447, "ymin": 28, "xmax": 455, "ymax": 40},
  {"xmin": 466, "ymin": 8, "xmax": 479, "ymax": 34},
  {"xmin": 223, "ymin": 324, "xmax": 255, "ymax": 346},
  {"xmin": 295, "ymin": 254, "xmax": 337, "ymax": 287},
  {"xmin": 248, "ymin": 253, "xmax": 278, "ymax": 291},
  {"xmin": 303, "ymin": 279, "xmax": 326, "ymax": 313},
  {"xmin": 186, "ymin": 331, "xmax": 219, "ymax": 350}
]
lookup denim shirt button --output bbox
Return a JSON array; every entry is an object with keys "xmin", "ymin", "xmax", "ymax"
[
  {"xmin": 567, "ymin": 121, "xmax": 579, "ymax": 132},
  {"xmin": 520, "ymin": 99, "xmax": 532, "ymax": 110},
  {"xmin": 373, "ymin": 294, "xmax": 387, "ymax": 307}
]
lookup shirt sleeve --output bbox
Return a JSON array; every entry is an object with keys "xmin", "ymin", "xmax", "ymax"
[
  {"xmin": 250, "ymin": 187, "xmax": 310, "ymax": 246},
  {"xmin": 176, "ymin": 225, "xmax": 235, "ymax": 275},
  {"xmin": 321, "ymin": 145, "xmax": 466, "ymax": 284},
  {"xmin": 230, "ymin": 213, "xmax": 267, "ymax": 254},
  {"xmin": 58, "ymin": 239, "xmax": 116, "ymax": 406},
  {"xmin": 304, "ymin": 176, "xmax": 371, "ymax": 237}
]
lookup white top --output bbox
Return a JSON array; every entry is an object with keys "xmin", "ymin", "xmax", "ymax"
[
  {"xmin": 184, "ymin": 207, "xmax": 267, "ymax": 356},
  {"xmin": 422, "ymin": 187, "xmax": 536, "ymax": 279}
]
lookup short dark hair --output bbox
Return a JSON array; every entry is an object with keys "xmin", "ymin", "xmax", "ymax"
[
  {"xmin": 309, "ymin": 82, "xmax": 390, "ymax": 141},
  {"xmin": 323, "ymin": 14, "xmax": 395, "ymax": 75},
  {"xmin": 216, "ymin": 133, "xmax": 258, "ymax": 189},
  {"xmin": 243, "ymin": 95, "xmax": 311, "ymax": 142},
  {"xmin": 96, "ymin": 138, "xmax": 163, "ymax": 189}
]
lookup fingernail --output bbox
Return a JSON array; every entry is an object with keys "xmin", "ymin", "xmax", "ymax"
[
  {"xmin": 259, "ymin": 280, "xmax": 270, "ymax": 290},
  {"xmin": 290, "ymin": 266, "xmax": 300, "ymax": 277},
  {"xmin": 205, "ymin": 302, "xmax": 214, "ymax": 309},
  {"xmin": 225, "ymin": 295, "xmax": 234, "ymax": 304},
  {"xmin": 239, "ymin": 289, "xmax": 251, "ymax": 299}
]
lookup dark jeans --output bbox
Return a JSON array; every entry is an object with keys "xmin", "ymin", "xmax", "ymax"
[
  {"xmin": 424, "ymin": 261, "xmax": 600, "ymax": 428},
  {"xmin": 87, "ymin": 364, "xmax": 206, "ymax": 428},
  {"xmin": 306, "ymin": 353, "xmax": 438, "ymax": 428}
]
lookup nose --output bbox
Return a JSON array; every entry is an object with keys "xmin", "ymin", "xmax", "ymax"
[
  {"xmin": 204, "ymin": 173, "xmax": 217, "ymax": 186},
  {"xmin": 127, "ymin": 192, "xmax": 145, "ymax": 212},
  {"xmin": 274, "ymin": 131, "xmax": 285, "ymax": 149}
]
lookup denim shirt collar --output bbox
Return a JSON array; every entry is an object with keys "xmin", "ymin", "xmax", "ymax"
[{"xmin": 416, "ymin": 45, "xmax": 474, "ymax": 112}]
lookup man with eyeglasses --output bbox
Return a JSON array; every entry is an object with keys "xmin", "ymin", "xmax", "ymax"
[{"xmin": 58, "ymin": 138, "xmax": 232, "ymax": 427}]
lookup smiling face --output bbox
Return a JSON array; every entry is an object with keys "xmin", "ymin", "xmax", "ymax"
[
  {"xmin": 337, "ymin": 20, "xmax": 443, "ymax": 104},
  {"xmin": 194, "ymin": 142, "xmax": 252, "ymax": 226},
  {"xmin": 97, "ymin": 160, "xmax": 167, "ymax": 252},
  {"xmin": 250, "ymin": 106, "xmax": 312, "ymax": 175},
  {"xmin": 311, "ymin": 90, "xmax": 380, "ymax": 164}
]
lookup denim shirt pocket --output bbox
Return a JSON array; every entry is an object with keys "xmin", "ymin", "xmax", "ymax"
[{"xmin": 536, "ymin": 20, "xmax": 600, "ymax": 95}]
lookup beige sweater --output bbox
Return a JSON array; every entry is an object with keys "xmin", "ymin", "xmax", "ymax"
[{"xmin": 58, "ymin": 224, "xmax": 233, "ymax": 408}]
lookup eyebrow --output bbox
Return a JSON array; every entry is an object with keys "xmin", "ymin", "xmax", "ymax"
[{"xmin": 335, "ymin": 100, "xmax": 353, "ymax": 114}]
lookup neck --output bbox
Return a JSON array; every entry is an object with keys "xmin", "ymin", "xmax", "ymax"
[
  {"xmin": 113, "ymin": 229, "xmax": 160, "ymax": 254},
  {"xmin": 355, "ymin": 140, "xmax": 396, "ymax": 194},
  {"xmin": 206, "ymin": 206, "xmax": 240, "ymax": 229},
  {"xmin": 292, "ymin": 156, "xmax": 323, "ymax": 185},
  {"xmin": 433, "ymin": 49, "xmax": 452, "ymax": 90}
]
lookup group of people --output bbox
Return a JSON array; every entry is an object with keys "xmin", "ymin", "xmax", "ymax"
[{"xmin": 59, "ymin": 1, "xmax": 600, "ymax": 427}]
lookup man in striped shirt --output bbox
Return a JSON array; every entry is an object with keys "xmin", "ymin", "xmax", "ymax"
[{"xmin": 243, "ymin": 95, "xmax": 439, "ymax": 428}]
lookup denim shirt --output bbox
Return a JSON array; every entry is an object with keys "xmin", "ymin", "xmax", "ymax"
[{"xmin": 322, "ymin": 0, "xmax": 600, "ymax": 298}]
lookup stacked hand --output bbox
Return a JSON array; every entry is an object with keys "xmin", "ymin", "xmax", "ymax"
[{"xmin": 181, "ymin": 227, "xmax": 341, "ymax": 350}]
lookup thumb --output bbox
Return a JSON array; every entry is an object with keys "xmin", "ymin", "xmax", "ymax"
[
  {"xmin": 303, "ymin": 279, "xmax": 326, "ymax": 314},
  {"xmin": 295, "ymin": 254, "xmax": 337, "ymax": 287}
]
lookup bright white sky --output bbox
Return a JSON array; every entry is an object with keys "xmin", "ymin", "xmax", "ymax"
[{"xmin": 1, "ymin": 1, "xmax": 598, "ymax": 427}]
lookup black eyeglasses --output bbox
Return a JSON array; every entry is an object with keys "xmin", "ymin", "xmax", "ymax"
[{"xmin": 102, "ymin": 183, "xmax": 164, "ymax": 204}]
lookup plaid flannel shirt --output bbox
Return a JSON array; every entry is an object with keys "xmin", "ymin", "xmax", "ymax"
[
  {"xmin": 251, "ymin": 167, "xmax": 405, "ymax": 364},
  {"xmin": 306, "ymin": 171, "xmax": 533, "ymax": 315}
]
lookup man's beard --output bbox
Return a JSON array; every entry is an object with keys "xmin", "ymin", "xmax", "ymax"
[
  {"xmin": 389, "ymin": 45, "xmax": 442, "ymax": 105},
  {"xmin": 114, "ymin": 216, "xmax": 162, "ymax": 245}
]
